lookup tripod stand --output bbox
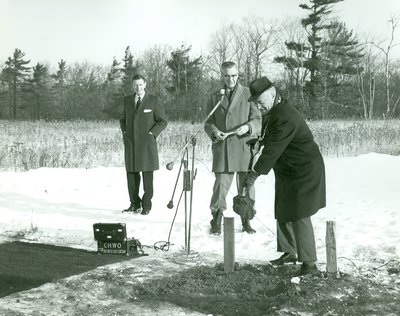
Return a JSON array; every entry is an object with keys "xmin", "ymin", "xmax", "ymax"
[
  {"xmin": 166, "ymin": 90, "xmax": 225, "ymax": 255},
  {"xmin": 167, "ymin": 137, "xmax": 197, "ymax": 255}
]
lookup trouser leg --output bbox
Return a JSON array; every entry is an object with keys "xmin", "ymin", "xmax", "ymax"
[
  {"xmin": 210, "ymin": 172, "xmax": 234, "ymax": 213},
  {"xmin": 292, "ymin": 217, "xmax": 317, "ymax": 262},
  {"xmin": 277, "ymin": 217, "xmax": 317, "ymax": 262},
  {"xmin": 277, "ymin": 221, "xmax": 297, "ymax": 255},
  {"xmin": 141, "ymin": 171, "xmax": 154, "ymax": 211},
  {"xmin": 127, "ymin": 172, "xmax": 141, "ymax": 207}
]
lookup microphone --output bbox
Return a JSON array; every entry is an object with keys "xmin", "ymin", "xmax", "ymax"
[
  {"xmin": 167, "ymin": 200, "xmax": 174, "ymax": 209},
  {"xmin": 166, "ymin": 88, "xmax": 225, "ymax": 171}
]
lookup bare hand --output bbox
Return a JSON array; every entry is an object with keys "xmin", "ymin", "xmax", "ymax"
[{"xmin": 214, "ymin": 130, "xmax": 228, "ymax": 141}]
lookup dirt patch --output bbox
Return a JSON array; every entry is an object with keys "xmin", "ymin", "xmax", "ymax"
[{"xmin": 0, "ymin": 248, "xmax": 399, "ymax": 316}]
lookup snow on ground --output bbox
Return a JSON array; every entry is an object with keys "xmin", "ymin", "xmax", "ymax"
[{"xmin": 0, "ymin": 153, "xmax": 399, "ymax": 272}]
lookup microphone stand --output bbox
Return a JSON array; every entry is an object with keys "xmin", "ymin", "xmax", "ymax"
[
  {"xmin": 187, "ymin": 137, "xmax": 196, "ymax": 254},
  {"xmin": 167, "ymin": 136, "xmax": 197, "ymax": 255},
  {"xmin": 166, "ymin": 92, "xmax": 224, "ymax": 255}
]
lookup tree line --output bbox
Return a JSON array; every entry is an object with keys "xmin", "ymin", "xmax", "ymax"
[{"xmin": 1, "ymin": 0, "xmax": 399, "ymax": 121}]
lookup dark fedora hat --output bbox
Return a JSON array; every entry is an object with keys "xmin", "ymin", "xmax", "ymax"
[{"xmin": 248, "ymin": 76, "xmax": 274, "ymax": 102}]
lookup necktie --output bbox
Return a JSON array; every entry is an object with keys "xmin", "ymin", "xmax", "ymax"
[
  {"xmin": 227, "ymin": 89, "xmax": 233, "ymax": 102},
  {"xmin": 136, "ymin": 96, "xmax": 141, "ymax": 109}
]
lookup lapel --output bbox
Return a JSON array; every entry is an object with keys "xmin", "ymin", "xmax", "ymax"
[
  {"xmin": 220, "ymin": 84, "xmax": 239, "ymax": 111},
  {"xmin": 227, "ymin": 84, "xmax": 243, "ymax": 113},
  {"xmin": 221, "ymin": 92, "xmax": 230, "ymax": 110},
  {"xmin": 134, "ymin": 94, "xmax": 146, "ymax": 117}
]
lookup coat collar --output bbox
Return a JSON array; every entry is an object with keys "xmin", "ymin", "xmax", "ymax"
[{"xmin": 222, "ymin": 83, "xmax": 246, "ymax": 112}]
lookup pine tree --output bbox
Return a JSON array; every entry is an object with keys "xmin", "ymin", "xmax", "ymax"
[
  {"xmin": 166, "ymin": 44, "xmax": 204, "ymax": 120},
  {"xmin": 1, "ymin": 49, "xmax": 31, "ymax": 119},
  {"xmin": 274, "ymin": 0, "xmax": 365, "ymax": 117},
  {"xmin": 121, "ymin": 46, "xmax": 138, "ymax": 95},
  {"xmin": 102, "ymin": 57, "xmax": 124, "ymax": 119},
  {"xmin": 26, "ymin": 63, "xmax": 51, "ymax": 120},
  {"xmin": 166, "ymin": 44, "xmax": 202, "ymax": 96},
  {"xmin": 51, "ymin": 59, "xmax": 68, "ymax": 118}
]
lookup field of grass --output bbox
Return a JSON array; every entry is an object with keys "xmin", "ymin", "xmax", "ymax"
[{"xmin": 0, "ymin": 119, "xmax": 399, "ymax": 171}]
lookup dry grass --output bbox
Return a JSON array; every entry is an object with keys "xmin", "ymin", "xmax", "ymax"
[
  {"xmin": 310, "ymin": 119, "xmax": 400, "ymax": 157},
  {"xmin": 0, "ymin": 119, "xmax": 399, "ymax": 171}
]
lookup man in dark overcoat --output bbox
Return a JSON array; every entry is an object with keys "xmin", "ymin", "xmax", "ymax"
[
  {"xmin": 204, "ymin": 61, "xmax": 261, "ymax": 235},
  {"xmin": 244, "ymin": 76, "xmax": 326, "ymax": 276},
  {"xmin": 120, "ymin": 74, "xmax": 168, "ymax": 215}
]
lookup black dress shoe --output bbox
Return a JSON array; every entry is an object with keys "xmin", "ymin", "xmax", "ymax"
[
  {"xmin": 270, "ymin": 253, "xmax": 297, "ymax": 266},
  {"xmin": 133, "ymin": 207, "xmax": 142, "ymax": 214},
  {"xmin": 123, "ymin": 204, "xmax": 141, "ymax": 214},
  {"xmin": 141, "ymin": 208, "xmax": 151, "ymax": 215},
  {"xmin": 297, "ymin": 262, "xmax": 319, "ymax": 276}
]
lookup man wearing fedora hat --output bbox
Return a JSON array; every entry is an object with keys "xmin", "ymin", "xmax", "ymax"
[
  {"xmin": 204, "ymin": 61, "xmax": 261, "ymax": 236},
  {"xmin": 243, "ymin": 76, "xmax": 326, "ymax": 276}
]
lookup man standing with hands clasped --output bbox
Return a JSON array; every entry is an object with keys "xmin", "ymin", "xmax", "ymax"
[
  {"xmin": 204, "ymin": 61, "xmax": 261, "ymax": 236},
  {"xmin": 243, "ymin": 76, "xmax": 326, "ymax": 276},
  {"xmin": 120, "ymin": 74, "xmax": 168, "ymax": 215}
]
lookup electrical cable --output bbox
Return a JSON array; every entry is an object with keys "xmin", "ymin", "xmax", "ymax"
[
  {"xmin": 153, "ymin": 189, "xmax": 184, "ymax": 252},
  {"xmin": 337, "ymin": 257, "xmax": 400, "ymax": 274}
]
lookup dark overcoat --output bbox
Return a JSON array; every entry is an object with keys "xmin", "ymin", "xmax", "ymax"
[
  {"xmin": 120, "ymin": 93, "xmax": 168, "ymax": 172},
  {"xmin": 204, "ymin": 84, "xmax": 261, "ymax": 172},
  {"xmin": 253, "ymin": 99, "xmax": 326, "ymax": 223}
]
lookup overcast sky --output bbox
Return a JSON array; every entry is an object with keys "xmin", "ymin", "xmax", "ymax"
[{"xmin": 1, "ymin": 0, "xmax": 399, "ymax": 67}]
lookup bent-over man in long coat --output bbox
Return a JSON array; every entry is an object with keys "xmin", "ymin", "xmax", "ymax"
[
  {"xmin": 244, "ymin": 76, "xmax": 326, "ymax": 276},
  {"xmin": 120, "ymin": 74, "xmax": 168, "ymax": 215},
  {"xmin": 204, "ymin": 61, "xmax": 261, "ymax": 235}
]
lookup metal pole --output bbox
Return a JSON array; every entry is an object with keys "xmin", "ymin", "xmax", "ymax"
[{"xmin": 187, "ymin": 137, "xmax": 196, "ymax": 255}]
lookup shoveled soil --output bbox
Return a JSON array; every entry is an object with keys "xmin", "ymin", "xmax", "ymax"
[{"xmin": 0, "ymin": 244, "xmax": 399, "ymax": 316}]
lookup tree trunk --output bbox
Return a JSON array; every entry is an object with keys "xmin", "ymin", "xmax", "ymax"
[
  {"xmin": 369, "ymin": 76, "xmax": 375, "ymax": 119},
  {"xmin": 12, "ymin": 78, "xmax": 17, "ymax": 119}
]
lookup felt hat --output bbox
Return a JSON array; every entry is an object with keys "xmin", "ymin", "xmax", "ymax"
[{"xmin": 248, "ymin": 76, "xmax": 274, "ymax": 102}]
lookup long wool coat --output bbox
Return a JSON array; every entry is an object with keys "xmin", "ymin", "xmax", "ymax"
[
  {"xmin": 204, "ymin": 84, "xmax": 261, "ymax": 173},
  {"xmin": 253, "ymin": 99, "xmax": 326, "ymax": 223},
  {"xmin": 120, "ymin": 93, "xmax": 168, "ymax": 172}
]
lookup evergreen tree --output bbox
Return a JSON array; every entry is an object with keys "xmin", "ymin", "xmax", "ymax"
[
  {"xmin": 166, "ymin": 44, "xmax": 202, "ymax": 96},
  {"xmin": 121, "ymin": 46, "xmax": 138, "ymax": 95},
  {"xmin": 274, "ymin": 0, "xmax": 364, "ymax": 117},
  {"xmin": 103, "ymin": 57, "xmax": 124, "ymax": 119},
  {"xmin": 1, "ymin": 49, "xmax": 31, "ymax": 119},
  {"xmin": 25, "ymin": 63, "xmax": 51, "ymax": 120},
  {"xmin": 166, "ymin": 44, "xmax": 204, "ymax": 120},
  {"xmin": 107, "ymin": 57, "xmax": 122, "ymax": 82},
  {"xmin": 51, "ymin": 59, "xmax": 68, "ymax": 118},
  {"xmin": 318, "ymin": 21, "xmax": 364, "ymax": 117}
]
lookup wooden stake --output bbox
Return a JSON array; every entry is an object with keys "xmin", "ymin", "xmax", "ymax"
[
  {"xmin": 224, "ymin": 216, "xmax": 235, "ymax": 272},
  {"xmin": 326, "ymin": 221, "xmax": 337, "ymax": 274}
]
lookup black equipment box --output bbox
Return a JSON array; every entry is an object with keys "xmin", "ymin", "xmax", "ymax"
[{"xmin": 93, "ymin": 223, "xmax": 140, "ymax": 256}]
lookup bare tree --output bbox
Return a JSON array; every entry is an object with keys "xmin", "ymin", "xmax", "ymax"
[
  {"xmin": 369, "ymin": 16, "xmax": 400, "ymax": 118},
  {"xmin": 356, "ymin": 36, "xmax": 381, "ymax": 119},
  {"xmin": 140, "ymin": 44, "xmax": 171, "ymax": 99},
  {"xmin": 242, "ymin": 16, "xmax": 277, "ymax": 81},
  {"xmin": 274, "ymin": 18, "xmax": 310, "ymax": 105},
  {"xmin": 207, "ymin": 24, "xmax": 235, "ymax": 77},
  {"xmin": 207, "ymin": 16, "xmax": 278, "ymax": 84}
]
